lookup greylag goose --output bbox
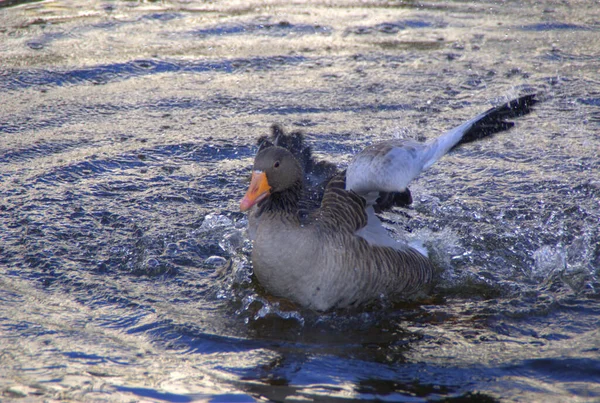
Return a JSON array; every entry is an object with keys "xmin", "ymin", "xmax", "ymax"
[{"xmin": 240, "ymin": 94, "xmax": 537, "ymax": 311}]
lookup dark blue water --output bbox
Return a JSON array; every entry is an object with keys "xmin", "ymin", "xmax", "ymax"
[{"xmin": 1, "ymin": 1, "xmax": 599, "ymax": 402}]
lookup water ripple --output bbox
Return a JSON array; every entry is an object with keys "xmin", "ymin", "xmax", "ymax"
[
  {"xmin": 193, "ymin": 21, "xmax": 331, "ymax": 37},
  {"xmin": 0, "ymin": 55, "xmax": 307, "ymax": 92}
]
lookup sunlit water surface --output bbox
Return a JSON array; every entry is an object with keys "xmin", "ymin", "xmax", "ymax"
[{"xmin": 1, "ymin": 0, "xmax": 599, "ymax": 402}]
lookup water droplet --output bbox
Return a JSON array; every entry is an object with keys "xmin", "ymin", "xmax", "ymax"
[
  {"xmin": 200, "ymin": 214, "xmax": 233, "ymax": 230},
  {"xmin": 532, "ymin": 245, "xmax": 566, "ymax": 280},
  {"xmin": 204, "ymin": 255, "xmax": 227, "ymax": 267}
]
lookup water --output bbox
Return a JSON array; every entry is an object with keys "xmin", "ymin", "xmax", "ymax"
[{"xmin": 1, "ymin": 0, "xmax": 599, "ymax": 401}]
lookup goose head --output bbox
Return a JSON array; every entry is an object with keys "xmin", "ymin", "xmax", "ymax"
[{"xmin": 240, "ymin": 146, "xmax": 302, "ymax": 211}]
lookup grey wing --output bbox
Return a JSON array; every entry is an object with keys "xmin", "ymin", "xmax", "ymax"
[
  {"xmin": 317, "ymin": 171, "xmax": 368, "ymax": 234},
  {"xmin": 320, "ymin": 171, "xmax": 417, "ymax": 253}
]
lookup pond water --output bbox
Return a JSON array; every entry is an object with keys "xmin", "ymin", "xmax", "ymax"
[{"xmin": 1, "ymin": 0, "xmax": 599, "ymax": 402}]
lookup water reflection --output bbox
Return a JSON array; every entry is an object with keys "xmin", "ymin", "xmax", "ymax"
[{"xmin": 1, "ymin": 0, "xmax": 599, "ymax": 402}]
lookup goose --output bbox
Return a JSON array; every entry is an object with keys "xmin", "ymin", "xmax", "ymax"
[{"xmin": 240, "ymin": 94, "xmax": 537, "ymax": 311}]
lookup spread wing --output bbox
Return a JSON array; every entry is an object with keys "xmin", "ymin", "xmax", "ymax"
[{"xmin": 346, "ymin": 94, "xmax": 538, "ymax": 195}]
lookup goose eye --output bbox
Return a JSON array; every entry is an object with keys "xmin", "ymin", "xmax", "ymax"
[{"xmin": 273, "ymin": 161, "xmax": 280, "ymax": 168}]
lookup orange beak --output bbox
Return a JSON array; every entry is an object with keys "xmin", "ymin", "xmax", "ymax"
[{"xmin": 240, "ymin": 171, "xmax": 271, "ymax": 212}]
